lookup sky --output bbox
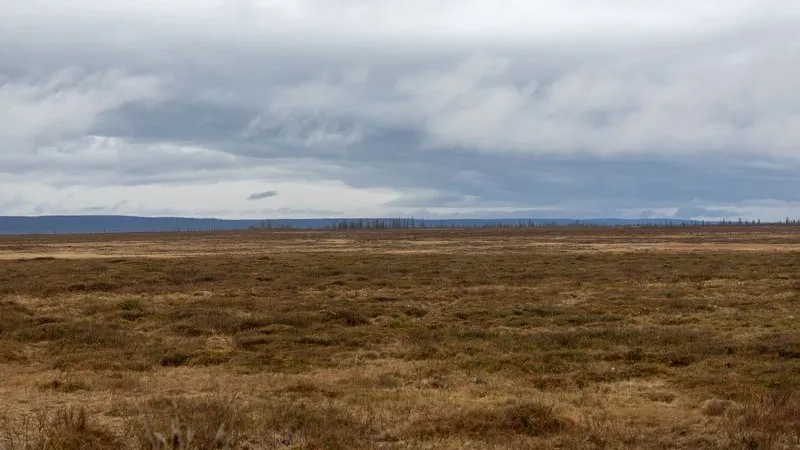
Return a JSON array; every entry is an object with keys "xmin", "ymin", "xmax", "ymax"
[{"xmin": 1, "ymin": 0, "xmax": 799, "ymax": 221}]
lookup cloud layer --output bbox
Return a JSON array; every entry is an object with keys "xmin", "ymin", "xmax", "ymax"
[{"xmin": 1, "ymin": 0, "xmax": 799, "ymax": 220}]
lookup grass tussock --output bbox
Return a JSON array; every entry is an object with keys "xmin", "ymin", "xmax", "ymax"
[
  {"xmin": 134, "ymin": 396, "xmax": 245, "ymax": 450},
  {"xmin": 417, "ymin": 400, "xmax": 569, "ymax": 439},
  {"xmin": 259, "ymin": 400, "xmax": 377, "ymax": 450},
  {"xmin": 1, "ymin": 407, "xmax": 122, "ymax": 450},
  {"xmin": 724, "ymin": 388, "xmax": 800, "ymax": 450}
]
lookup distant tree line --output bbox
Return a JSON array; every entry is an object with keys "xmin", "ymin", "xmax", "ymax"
[
  {"xmin": 329, "ymin": 218, "xmax": 423, "ymax": 229},
  {"xmin": 246, "ymin": 217, "xmax": 800, "ymax": 231}
]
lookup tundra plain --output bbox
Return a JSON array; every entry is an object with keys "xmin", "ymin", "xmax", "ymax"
[{"xmin": 1, "ymin": 227, "xmax": 799, "ymax": 449}]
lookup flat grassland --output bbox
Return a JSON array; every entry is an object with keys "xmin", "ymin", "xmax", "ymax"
[{"xmin": 1, "ymin": 227, "xmax": 799, "ymax": 449}]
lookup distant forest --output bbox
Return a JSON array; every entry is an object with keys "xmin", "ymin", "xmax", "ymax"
[
  {"xmin": 1, "ymin": 215, "xmax": 799, "ymax": 235},
  {"xmin": 290, "ymin": 217, "xmax": 787, "ymax": 230}
]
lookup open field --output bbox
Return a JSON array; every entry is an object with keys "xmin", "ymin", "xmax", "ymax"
[{"xmin": 1, "ymin": 227, "xmax": 799, "ymax": 449}]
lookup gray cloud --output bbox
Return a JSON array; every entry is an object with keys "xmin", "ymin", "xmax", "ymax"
[
  {"xmin": 247, "ymin": 191, "xmax": 279, "ymax": 201},
  {"xmin": 1, "ymin": 0, "xmax": 799, "ymax": 219}
]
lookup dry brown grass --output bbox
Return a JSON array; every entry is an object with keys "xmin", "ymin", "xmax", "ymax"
[
  {"xmin": 1, "ymin": 227, "xmax": 799, "ymax": 448},
  {"xmin": 1, "ymin": 407, "xmax": 123, "ymax": 449}
]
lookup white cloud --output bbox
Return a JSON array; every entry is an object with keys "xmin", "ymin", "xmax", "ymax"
[
  {"xmin": 0, "ymin": 69, "xmax": 163, "ymax": 149},
  {"xmin": 4, "ymin": 0, "xmax": 797, "ymax": 50},
  {"xmin": 0, "ymin": 178, "xmax": 400, "ymax": 218},
  {"xmin": 393, "ymin": 45, "xmax": 800, "ymax": 157}
]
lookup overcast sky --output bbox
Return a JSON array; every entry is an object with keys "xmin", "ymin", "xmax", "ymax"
[{"xmin": 1, "ymin": 0, "xmax": 799, "ymax": 220}]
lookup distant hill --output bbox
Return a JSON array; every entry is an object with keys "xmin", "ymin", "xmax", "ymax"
[{"xmin": 0, "ymin": 215, "xmax": 710, "ymax": 235}]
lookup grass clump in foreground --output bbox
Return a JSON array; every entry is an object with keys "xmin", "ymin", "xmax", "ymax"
[
  {"xmin": 723, "ymin": 388, "xmax": 800, "ymax": 450},
  {"xmin": 1, "ymin": 407, "xmax": 122, "ymax": 450},
  {"xmin": 135, "ymin": 396, "xmax": 244, "ymax": 450},
  {"xmin": 1, "ymin": 227, "xmax": 800, "ymax": 448},
  {"xmin": 416, "ymin": 400, "xmax": 569, "ymax": 438}
]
